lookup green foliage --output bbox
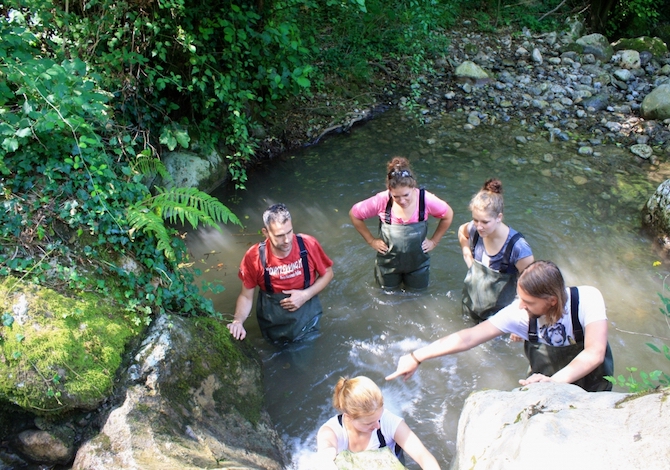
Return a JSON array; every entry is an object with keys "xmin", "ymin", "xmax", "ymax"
[
  {"xmin": 128, "ymin": 186, "xmax": 241, "ymax": 261},
  {"xmin": 607, "ymin": 0, "xmax": 661, "ymax": 38},
  {"xmin": 606, "ymin": 268, "xmax": 670, "ymax": 392},
  {"xmin": 0, "ymin": 9, "xmax": 238, "ymax": 321}
]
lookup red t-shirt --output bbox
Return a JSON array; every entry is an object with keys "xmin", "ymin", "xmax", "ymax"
[{"xmin": 238, "ymin": 233, "xmax": 333, "ymax": 292}]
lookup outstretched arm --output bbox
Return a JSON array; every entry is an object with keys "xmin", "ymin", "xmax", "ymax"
[
  {"xmin": 315, "ymin": 425, "xmax": 339, "ymax": 470},
  {"xmin": 227, "ymin": 285, "xmax": 255, "ymax": 340},
  {"xmin": 386, "ymin": 321, "xmax": 503, "ymax": 381},
  {"xmin": 520, "ymin": 319, "xmax": 608, "ymax": 386},
  {"xmin": 457, "ymin": 222, "xmax": 473, "ymax": 268},
  {"xmin": 394, "ymin": 421, "xmax": 441, "ymax": 470},
  {"xmin": 281, "ymin": 266, "xmax": 334, "ymax": 311}
]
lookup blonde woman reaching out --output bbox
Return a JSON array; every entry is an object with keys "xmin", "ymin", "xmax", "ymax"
[{"xmin": 316, "ymin": 376, "xmax": 441, "ymax": 469}]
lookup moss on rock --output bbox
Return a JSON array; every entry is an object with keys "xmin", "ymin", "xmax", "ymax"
[{"xmin": 0, "ymin": 277, "xmax": 140, "ymax": 415}]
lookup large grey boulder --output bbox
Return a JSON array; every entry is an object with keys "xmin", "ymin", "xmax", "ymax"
[
  {"xmin": 574, "ymin": 33, "xmax": 614, "ymax": 62},
  {"xmin": 72, "ymin": 314, "xmax": 285, "ymax": 470},
  {"xmin": 162, "ymin": 148, "xmax": 228, "ymax": 193},
  {"xmin": 451, "ymin": 383, "xmax": 670, "ymax": 470},
  {"xmin": 643, "ymin": 178, "xmax": 670, "ymax": 250},
  {"xmin": 641, "ymin": 84, "xmax": 670, "ymax": 120}
]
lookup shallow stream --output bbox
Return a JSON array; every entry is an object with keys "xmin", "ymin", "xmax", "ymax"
[{"xmin": 189, "ymin": 109, "xmax": 670, "ymax": 468}]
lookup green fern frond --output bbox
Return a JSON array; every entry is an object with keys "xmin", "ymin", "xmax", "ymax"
[
  {"xmin": 127, "ymin": 207, "xmax": 176, "ymax": 260},
  {"xmin": 132, "ymin": 151, "xmax": 171, "ymax": 182},
  {"xmin": 127, "ymin": 186, "xmax": 240, "ymax": 261},
  {"xmin": 148, "ymin": 187, "xmax": 242, "ymax": 228}
]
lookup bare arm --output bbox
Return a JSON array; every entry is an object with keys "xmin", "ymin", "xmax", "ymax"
[
  {"xmin": 281, "ymin": 266, "xmax": 334, "ymax": 312},
  {"xmin": 457, "ymin": 222, "xmax": 474, "ymax": 268},
  {"xmin": 315, "ymin": 425, "xmax": 339, "ymax": 470},
  {"xmin": 394, "ymin": 421, "xmax": 441, "ymax": 470},
  {"xmin": 227, "ymin": 285, "xmax": 256, "ymax": 340},
  {"xmin": 386, "ymin": 321, "xmax": 503, "ymax": 381},
  {"xmin": 349, "ymin": 208, "xmax": 388, "ymax": 254},
  {"xmin": 515, "ymin": 255, "xmax": 535, "ymax": 273},
  {"xmin": 520, "ymin": 320, "xmax": 608, "ymax": 385},
  {"xmin": 423, "ymin": 210, "xmax": 453, "ymax": 253}
]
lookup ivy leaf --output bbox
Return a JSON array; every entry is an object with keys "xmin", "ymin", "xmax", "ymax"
[{"xmin": 2, "ymin": 313, "xmax": 14, "ymax": 328}]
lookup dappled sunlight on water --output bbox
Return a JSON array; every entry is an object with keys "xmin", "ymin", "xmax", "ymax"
[{"xmin": 189, "ymin": 109, "xmax": 669, "ymax": 469}]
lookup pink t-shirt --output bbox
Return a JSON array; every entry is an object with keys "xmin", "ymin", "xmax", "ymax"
[{"xmin": 351, "ymin": 189, "xmax": 451, "ymax": 224}]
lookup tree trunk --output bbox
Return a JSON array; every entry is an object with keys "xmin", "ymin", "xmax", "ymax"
[{"xmin": 588, "ymin": 0, "xmax": 618, "ymax": 33}]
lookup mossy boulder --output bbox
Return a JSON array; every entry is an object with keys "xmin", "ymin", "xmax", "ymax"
[
  {"xmin": 574, "ymin": 33, "xmax": 614, "ymax": 62},
  {"xmin": 72, "ymin": 314, "xmax": 286, "ymax": 469},
  {"xmin": 0, "ymin": 277, "xmax": 140, "ymax": 415},
  {"xmin": 613, "ymin": 36, "xmax": 668, "ymax": 58}
]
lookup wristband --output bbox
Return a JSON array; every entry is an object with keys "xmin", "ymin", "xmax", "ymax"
[{"xmin": 410, "ymin": 351, "xmax": 421, "ymax": 365}]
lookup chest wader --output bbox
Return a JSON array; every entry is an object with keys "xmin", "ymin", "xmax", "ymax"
[
  {"xmin": 256, "ymin": 235, "xmax": 323, "ymax": 343},
  {"xmin": 337, "ymin": 415, "xmax": 405, "ymax": 465},
  {"xmin": 462, "ymin": 232, "xmax": 523, "ymax": 323},
  {"xmin": 375, "ymin": 189, "xmax": 430, "ymax": 290},
  {"xmin": 524, "ymin": 287, "xmax": 614, "ymax": 392}
]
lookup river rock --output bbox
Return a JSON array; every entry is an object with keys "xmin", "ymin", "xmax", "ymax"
[
  {"xmin": 451, "ymin": 384, "xmax": 670, "ymax": 470},
  {"xmin": 613, "ymin": 69, "xmax": 632, "ymax": 82},
  {"xmin": 13, "ymin": 427, "xmax": 75, "ymax": 465},
  {"xmin": 531, "ymin": 48, "xmax": 542, "ymax": 64},
  {"xmin": 613, "ymin": 36, "xmax": 669, "ymax": 58},
  {"xmin": 617, "ymin": 50, "xmax": 641, "ymax": 69},
  {"xmin": 630, "ymin": 144, "xmax": 653, "ymax": 159},
  {"xmin": 581, "ymin": 93, "xmax": 609, "ymax": 111},
  {"xmin": 334, "ymin": 447, "xmax": 405, "ymax": 470},
  {"xmin": 574, "ymin": 33, "xmax": 614, "ymax": 62},
  {"xmin": 641, "ymin": 84, "xmax": 670, "ymax": 120},
  {"xmin": 162, "ymin": 148, "xmax": 228, "ymax": 193},
  {"xmin": 72, "ymin": 314, "xmax": 286, "ymax": 470},
  {"xmin": 643, "ymin": 179, "xmax": 670, "ymax": 249},
  {"xmin": 454, "ymin": 60, "xmax": 490, "ymax": 81}
]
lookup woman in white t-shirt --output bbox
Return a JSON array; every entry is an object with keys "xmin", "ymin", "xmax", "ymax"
[
  {"xmin": 387, "ymin": 261, "xmax": 613, "ymax": 392},
  {"xmin": 316, "ymin": 376, "xmax": 441, "ymax": 469}
]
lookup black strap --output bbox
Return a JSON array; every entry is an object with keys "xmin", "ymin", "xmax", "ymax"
[
  {"xmin": 383, "ymin": 188, "xmax": 426, "ymax": 225},
  {"xmin": 258, "ymin": 234, "xmax": 310, "ymax": 293},
  {"xmin": 528, "ymin": 314, "xmax": 539, "ymax": 343},
  {"xmin": 500, "ymin": 232, "xmax": 523, "ymax": 273},
  {"xmin": 527, "ymin": 287, "xmax": 582, "ymax": 344},
  {"xmin": 418, "ymin": 188, "xmax": 426, "ymax": 222},
  {"xmin": 259, "ymin": 241, "xmax": 273, "ymax": 294},
  {"xmin": 296, "ymin": 234, "xmax": 310, "ymax": 290},
  {"xmin": 470, "ymin": 229, "xmax": 523, "ymax": 274},
  {"xmin": 570, "ymin": 287, "xmax": 583, "ymax": 343},
  {"xmin": 337, "ymin": 414, "xmax": 387, "ymax": 450}
]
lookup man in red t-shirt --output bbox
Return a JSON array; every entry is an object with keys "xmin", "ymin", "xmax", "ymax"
[{"xmin": 227, "ymin": 203, "xmax": 334, "ymax": 343}]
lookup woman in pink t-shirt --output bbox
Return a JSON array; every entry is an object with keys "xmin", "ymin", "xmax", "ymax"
[{"xmin": 349, "ymin": 157, "xmax": 453, "ymax": 290}]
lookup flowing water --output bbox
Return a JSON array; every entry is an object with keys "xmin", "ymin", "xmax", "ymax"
[{"xmin": 189, "ymin": 109, "xmax": 670, "ymax": 469}]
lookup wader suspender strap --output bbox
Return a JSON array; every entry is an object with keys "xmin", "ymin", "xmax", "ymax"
[
  {"xmin": 528, "ymin": 287, "xmax": 581, "ymax": 344},
  {"xmin": 470, "ymin": 231, "xmax": 524, "ymax": 274},
  {"xmin": 337, "ymin": 415, "xmax": 388, "ymax": 452},
  {"xmin": 570, "ymin": 287, "xmax": 583, "ymax": 342},
  {"xmin": 296, "ymin": 234, "xmax": 311, "ymax": 289},
  {"xmin": 258, "ymin": 235, "xmax": 310, "ymax": 294},
  {"xmin": 259, "ymin": 241, "xmax": 273, "ymax": 294},
  {"xmin": 383, "ymin": 188, "xmax": 426, "ymax": 225}
]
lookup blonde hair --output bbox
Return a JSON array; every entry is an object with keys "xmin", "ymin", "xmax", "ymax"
[
  {"xmin": 469, "ymin": 178, "xmax": 504, "ymax": 218},
  {"xmin": 518, "ymin": 260, "xmax": 567, "ymax": 325},
  {"xmin": 386, "ymin": 157, "xmax": 416, "ymax": 190},
  {"xmin": 332, "ymin": 376, "xmax": 384, "ymax": 419}
]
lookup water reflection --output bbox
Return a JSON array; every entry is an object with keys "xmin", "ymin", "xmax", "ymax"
[{"xmin": 190, "ymin": 109, "xmax": 669, "ymax": 468}]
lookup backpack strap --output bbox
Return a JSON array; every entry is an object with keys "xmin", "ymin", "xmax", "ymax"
[
  {"xmin": 296, "ymin": 234, "xmax": 310, "ymax": 289},
  {"xmin": 499, "ymin": 232, "xmax": 524, "ymax": 273},
  {"xmin": 470, "ymin": 228, "xmax": 479, "ymax": 255},
  {"xmin": 570, "ymin": 287, "xmax": 583, "ymax": 343},
  {"xmin": 259, "ymin": 241, "xmax": 273, "ymax": 294}
]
